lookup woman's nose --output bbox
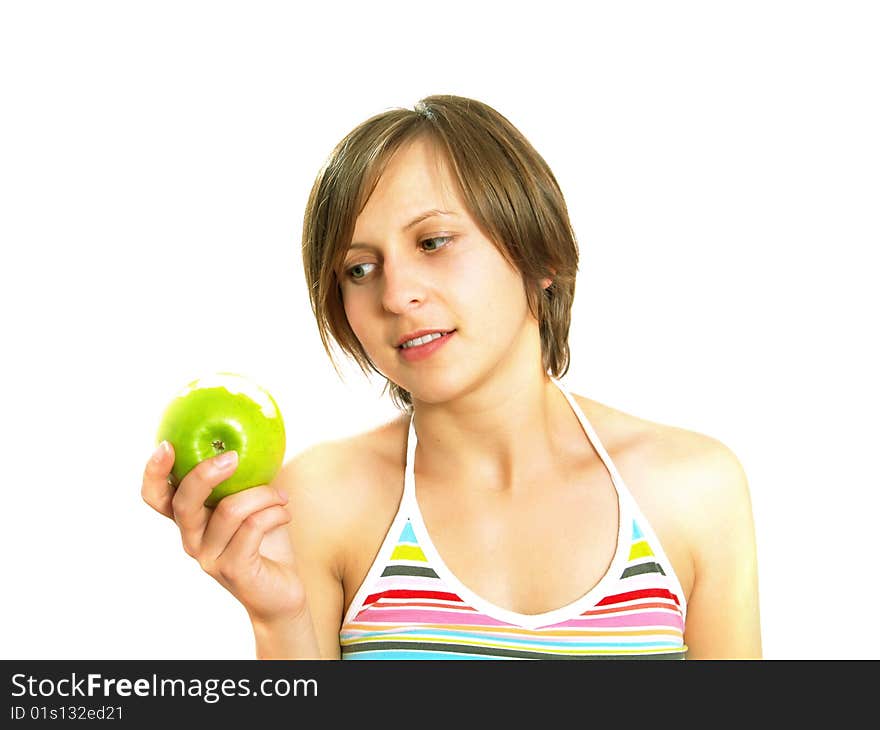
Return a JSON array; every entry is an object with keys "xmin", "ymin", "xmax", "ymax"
[{"xmin": 380, "ymin": 256, "xmax": 426, "ymax": 313}]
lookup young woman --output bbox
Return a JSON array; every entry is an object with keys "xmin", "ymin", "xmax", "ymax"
[{"xmin": 142, "ymin": 95, "xmax": 762, "ymax": 659}]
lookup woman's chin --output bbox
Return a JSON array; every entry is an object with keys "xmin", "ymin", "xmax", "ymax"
[{"xmin": 396, "ymin": 375, "xmax": 469, "ymax": 407}]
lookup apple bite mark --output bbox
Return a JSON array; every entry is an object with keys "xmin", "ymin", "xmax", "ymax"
[{"xmin": 155, "ymin": 373, "xmax": 287, "ymax": 507}]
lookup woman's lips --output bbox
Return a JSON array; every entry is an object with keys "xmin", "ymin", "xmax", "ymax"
[{"xmin": 397, "ymin": 330, "xmax": 456, "ymax": 362}]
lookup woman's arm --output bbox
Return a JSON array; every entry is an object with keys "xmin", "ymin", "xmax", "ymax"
[
  {"xmin": 264, "ymin": 443, "xmax": 350, "ymax": 660},
  {"xmin": 678, "ymin": 436, "xmax": 763, "ymax": 659}
]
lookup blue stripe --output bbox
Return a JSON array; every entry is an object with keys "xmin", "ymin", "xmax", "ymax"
[
  {"xmin": 343, "ymin": 650, "xmax": 498, "ymax": 660},
  {"xmin": 399, "ymin": 521, "xmax": 417, "ymax": 544},
  {"xmin": 631, "ymin": 519, "xmax": 643, "ymax": 541}
]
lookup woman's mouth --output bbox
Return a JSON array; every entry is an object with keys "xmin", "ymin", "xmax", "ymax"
[{"xmin": 397, "ymin": 330, "xmax": 456, "ymax": 362}]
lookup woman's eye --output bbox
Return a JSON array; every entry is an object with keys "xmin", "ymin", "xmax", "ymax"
[
  {"xmin": 346, "ymin": 262, "xmax": 375, "ymax": 280},
  {"xmin": 421, "ymin": 236, "xmax": 452, "ymax": 252},
  {"xmin": 344, "ymin": 237, "xmax": 452, "ymax": 282}
]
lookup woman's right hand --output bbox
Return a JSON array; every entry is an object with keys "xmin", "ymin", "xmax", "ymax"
[{"xmin": 141, "ymin": 441, "xmax": 309, "ymax": 626}]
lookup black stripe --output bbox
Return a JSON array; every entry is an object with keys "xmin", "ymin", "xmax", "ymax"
[
  {"xmin": 621, "ymin": 561, "xmax": 666, "ymax": 579},
  {"xmin": 380, "ymin": 565, "xmax": 440, "ymax": 578},
  {"xmin": 342, "ymin": 642, "xmax": 685, "ymax": 660}
]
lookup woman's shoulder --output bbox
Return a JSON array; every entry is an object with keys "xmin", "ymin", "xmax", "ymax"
[
  {"xmin": 275, "ymin": 413, "xmax": 409, "ymax": 515},
  {"xmin": 572, "ymin": 392, "xmax": 753, "ymax": 549},
  {"xmin": 574, "ymin": 392, "xmax": 748, "ymax": 486},
  {"xmin": 313, "ymin": 411, "xmax": 409, "ymax": 466}
]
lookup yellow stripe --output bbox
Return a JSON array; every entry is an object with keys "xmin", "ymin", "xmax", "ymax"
[
  {"xmin": 390, "ymin": 544, "xmax": 428, "ymax": 562},
  {"xmin": 628, "ymin": 539, "xmax": 654, "ymax": 560}
]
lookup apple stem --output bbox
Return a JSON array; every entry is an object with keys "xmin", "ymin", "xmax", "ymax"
[{"xmin": 212, "ymin": 439, "xmax": 226, "ymax": 452}]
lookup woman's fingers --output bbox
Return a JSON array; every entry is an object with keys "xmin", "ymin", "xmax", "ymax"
[
  {"xmin": 141, "ymin": 441, "xmax": 176, "ymax": 519},
  {"xmin": 171, "ymin": 450, "xmax": 239, "ymax": 558},
  {"xmin": 199, "ymin": 485, "xmax": 289, "ymax": 570},
  {"xmin": 142, "ymin": 445, "xmax": 293, "ymax": 597},
  {"xmin": 214, "ymin": 505, "xmax": 293, "ymax": 588}
]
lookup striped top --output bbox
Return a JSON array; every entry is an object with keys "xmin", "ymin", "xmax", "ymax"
[{"xmin": 339, "ymin": 378, "xmax": 688, "ymax": 659}]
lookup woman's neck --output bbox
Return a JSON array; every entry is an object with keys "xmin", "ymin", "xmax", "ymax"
[{"xmin": 410, "ymin": 361, "xmax": 573, "ymax": 493}]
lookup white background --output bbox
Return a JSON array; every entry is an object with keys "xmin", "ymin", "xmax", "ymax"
[{"xmin": 1, "ymin": 1, "xmax": 877, "ymax": 660}]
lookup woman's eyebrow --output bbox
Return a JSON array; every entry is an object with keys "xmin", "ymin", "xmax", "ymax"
[{"xmin": 401, "ymin": 208, "xmax": 456, "ymax": 231}]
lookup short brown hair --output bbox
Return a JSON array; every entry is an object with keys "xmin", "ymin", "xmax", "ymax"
[{"xmin": 301, "ymin": 94, "xmax": 579, "ymax": 411}]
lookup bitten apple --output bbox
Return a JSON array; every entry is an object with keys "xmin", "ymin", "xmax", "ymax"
[{"xmin": 156, "ymin": 372, "xmax": 286, "ymax": 507}]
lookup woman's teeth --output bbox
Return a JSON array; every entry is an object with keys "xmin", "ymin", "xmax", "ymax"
[{"xmin": 401, "ymin": 332, "xmax": 446, "ymax": 349}]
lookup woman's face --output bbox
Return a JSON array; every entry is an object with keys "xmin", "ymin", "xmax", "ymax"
[{"xmin": 340, "ymin": 137, "xmax": 542, "ymax": 405}]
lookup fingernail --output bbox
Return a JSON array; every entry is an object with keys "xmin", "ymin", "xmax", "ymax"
[
  {"xmin": 151, "ymin": 441, "xmax": 169, "ymax": 463},
  {"xmin": 276, "ymin": 488, "xmax": 288, "ymax": 503},
  {"xmin": 214, "ymin": 450, "xmax": 238, "ymax": 469}
]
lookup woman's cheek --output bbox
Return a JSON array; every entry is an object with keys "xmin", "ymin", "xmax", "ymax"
[
  {"xmin": 342, "ymin": 292, "xmax": 374, "ymax": 349},
  {"xmin": 441, "ymin": 249, "xmax": 485, "ymax": 300}
]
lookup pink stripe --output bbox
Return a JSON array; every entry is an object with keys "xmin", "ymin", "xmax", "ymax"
[
  {"xmin": 554, "ymin": 611, "xmax": 684, "ymax": 632},
  {"xmin": 355, "ymin": 606, "xmax": 683, "ymax": 633},
  {"xmin": 355, "ymin": 606, "xmax": 512, "ymax": 627}
]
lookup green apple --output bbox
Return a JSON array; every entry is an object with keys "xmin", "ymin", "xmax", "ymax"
[{"xmin": 156, "ymin": 372, "xmax": 286, "ymax": 507}]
